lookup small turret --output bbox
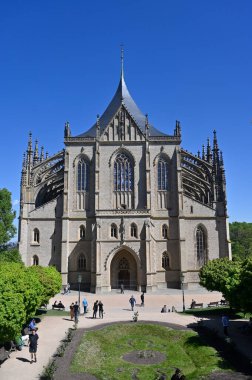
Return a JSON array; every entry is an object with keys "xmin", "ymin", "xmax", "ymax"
[
  {"xmin": 33, "ymin": 139, "xmax": 39, "ymax": 165},
  {"xmin": 202, "ymin": 144, "xmax": 206, "ymax": 161},
  {"xmin": 64, "ymin": 121, "xmax": 71, "ymax": 138},
  {"xmin": 174, "ymin": 120, "xmax": 181, "ymax": 138},
  {"xmin": 145, "ymin": 114, "xmax": 149, "ymax": 137},
  {"xmin": 40, "ymin": 146, "xmax": 44, "ymax": 162},
  {"xmin": 206, "ymin": 138, "xmax": 212, "ymax": 164},
  {"xmin": 96, "ymin": 114, "xmax": 100, "ymax": 138}
]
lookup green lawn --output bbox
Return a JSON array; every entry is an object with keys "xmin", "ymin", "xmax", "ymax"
[
  {"xmin": 182, "ymin": 306, "xmax": 252, "ymax": 319},
  {"xmin": 34, "ymin": 308, "xmax": 69, "ymax": 318},
  {"xmin": 70, "ymin": 323, "xmax": 233, "ymax": 380}
]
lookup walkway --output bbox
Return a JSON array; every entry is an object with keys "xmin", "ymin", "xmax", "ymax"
[{"xmin": 1, "ymin": 288, "xmax": 250, "ymax": 379}]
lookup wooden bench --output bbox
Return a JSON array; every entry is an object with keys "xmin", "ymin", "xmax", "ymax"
[
  {"xmin": 207, "ymin": 301, "xmax": 219, "ymax": 307},
  {"xmin": 52, "ymin": 305, "xmax": 65, "ymax": 311},
  {"xmin": 191, "ymin": 303, "xmax": 203, "ymax": 309}
]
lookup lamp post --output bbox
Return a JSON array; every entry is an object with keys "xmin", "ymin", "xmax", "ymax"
[
  {"xmin": 77, "ymin": 274, "xmax": 82, "ymax": 307},
  {"xmin": 180, "ymin": 272, "xmax": 185, "ymax": 312}
]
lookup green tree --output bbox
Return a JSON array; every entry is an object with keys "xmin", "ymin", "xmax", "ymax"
[
  {"xmin": 0, "ymin": 248, "xmax": 23, "ymax": 264},
  {"xmin": 27, "ymin": 265, "xmax": 62, "ymax": 305},
  {"xmin": 230, "ymin": 222, "xmax": 252, "ymax": 261},
  {"xmin": 0, "ymin": 292, "xmax": 26, "ymax": 343},
  {"xmin": 0, "ymin": 188, "xmax": 16, "ymax": 246},
  {"xmin": 199, "ymin": 258, "xmax": 241, "ymax": 308},
  {"xmin": 235, "ymin": 259, "xmax": 252, "ymax": 312}
]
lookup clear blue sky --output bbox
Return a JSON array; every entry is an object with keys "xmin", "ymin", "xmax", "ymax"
[{"xmin": 0, "ymin": 0, "xmax": 251, "ymax": 239}]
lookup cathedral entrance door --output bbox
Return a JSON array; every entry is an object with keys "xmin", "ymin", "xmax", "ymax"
[
  {"xmin": 110, "ymin": 249, "xmax": 137, "ymax": 290},
  {"xmin": 118, "ymin": 270, "xmax": 130, "ymax": 288}
]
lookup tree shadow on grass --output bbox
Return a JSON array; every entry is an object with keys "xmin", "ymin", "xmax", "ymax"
[{"xmin": 187, "ymin": 322, "xmax": 252, "ymax": 376}]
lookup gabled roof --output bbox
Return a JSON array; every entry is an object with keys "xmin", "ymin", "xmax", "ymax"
[{"xmin": 77, "ymin": 70, "xmax": 168, "ymax": 138}]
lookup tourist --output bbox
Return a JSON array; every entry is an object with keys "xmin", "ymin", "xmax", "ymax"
[
  {"xmin": 190, "ymin": 299, "xmax": 196, "ymax": 309},
  {"xmin": 67, "ymin": 283, "xmax": 71, "ymax": 293},
  {"xmin": 82, "ymin": 298, "xmax": 88, "ymax": 314},
  {"xmin": 140, "ymin": 292, "xmax": 145, "ymax": 306},
  {"xmin": 29, "ymin": 329, "xmax": 39, "ymax": 364},
  {"xmin": 98, "ymin": 300, "xmax": 104, "ymax": 318},
  {"xmin": 28, "ymin": 319, "xmax": 36, "ymax": 331},
  {"xmin": 58, "ymin": 301, "xmax": 65, "ymax": 309},
  {"xmin": 120, "ymin": 283, "xmax": 124, "ymax": 294},
  {"xmin": 129, "ymin": 295, "xmax": 136, "ymax": 311},
  {"xmin": 93, "ymin": 300, "xmax": 98, "ymax": 318},
  {"xmin": 161, "ymin": 305, "xmax": 167, "ymax": 313},
  {"xmin": 73, "ymin": 302, "xmax": 79, "ymax": 323},
  {"xmin": 222, "ymin": 315, "xmax": 229, "ymax": 336},
  {"xmin": 171, "ymin": 367, "xmax": 185, "ymax": 379},
  {"xmin": 70, "ymin": 303, "xmax": 74, "ymax": 320}
]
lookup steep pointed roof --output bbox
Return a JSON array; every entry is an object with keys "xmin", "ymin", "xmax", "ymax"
[{"xmin": 77, "ymin": 70, "xmax": 168, "ymax": 138}]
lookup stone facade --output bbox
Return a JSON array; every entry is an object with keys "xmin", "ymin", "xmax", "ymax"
[{"xmin": 18, "ymin": 67, "xmax": 231, "ymax": 293}]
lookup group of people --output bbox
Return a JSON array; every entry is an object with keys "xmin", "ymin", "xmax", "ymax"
[
  {"xmin": 161, "ymin": 305, "xmax": 176, "ymax": 313},
  {"xmin": 92, "ymin": 300, "xmax": 104, "ymax": 318},
  {"xmin": 52, "ymin": 300, "xmax": 65, "ymax": 309}
]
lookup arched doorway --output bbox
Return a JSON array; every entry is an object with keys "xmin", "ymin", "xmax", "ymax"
[{"xmin": 110, "ymin": 249, "xmax": 137, "ymax": 290}]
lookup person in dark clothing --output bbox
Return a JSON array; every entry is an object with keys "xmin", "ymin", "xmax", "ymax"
[
  {"xmin": 93, "ymin": 300, "xmax": 98, "ymax": 318},
  {"xmin": 129, "ymin": 295, "xmax": 136, "ymax": 311},
  {"xmin": 120, "ymin": 283, "xmax": 124, "ymax": 294},
  {"xmin": 140, "ymin": 292, "xmax": 144, "ymax": 306},
  {"xmin": 98, "ymin": 301, "xmax": 104, "ymax": 318},
  {"xmin": 73, "ymin": 302, "xmax": 79, "ymax": 323},
  {"xmin": 29, "ymin": 329, "xmax": 39, "ymax": 364},
  {"xmin": 171, "ymin": 368, "xmax": 185, "ymax": 379}
]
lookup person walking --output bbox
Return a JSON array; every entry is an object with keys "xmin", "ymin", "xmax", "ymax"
[
  {"xmin": 70, "ymin": 303, "xmax": 74, "ymax": 320},
  {"xmin": 120, "ymin": 283, "xmax": 124, "ymax": 294},
  {"xmin": 82, "ymin": 298, "xmax": 88, "ymax": 314},
  {"xmin": 222, "ymin": 315, "xmax": 229, "ymax": 336},
  {"xmin": 140, "ymin": 292, "xmax": 145, "ymax": 306},
  {"xmin": 129, "ymin": 295, "xmax": 136, "ymax": 311},
  {"xmin": 73, "ymin": 301, "xmax": 79, "ymax": 323},
  {"xmin": 93, "ymin": 300, "xmax": 98, "ymax": 318},
  {"xmin": 98, "ymin": 300, "xmax": 104, "ymax": 319},
  {"xmin": 29, "ymin": 329, "xmax": 39, "ymax": 364}
]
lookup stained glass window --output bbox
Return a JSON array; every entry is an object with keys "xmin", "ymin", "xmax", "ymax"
[
  {"xmin": 158, "ymin": 158, "xmax": 168, "ymax": 190},
  {"xmin": 114, "ymin": 153, "xmax": 133, "ymax": 191}
]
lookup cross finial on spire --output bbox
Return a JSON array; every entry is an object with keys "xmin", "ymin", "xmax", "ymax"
[{"xmin": 120, "ymin": 44, "xmax": 124, "ymax": 76}]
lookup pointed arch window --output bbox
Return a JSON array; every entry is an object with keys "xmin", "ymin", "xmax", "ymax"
[
  {"xmin": 33, "ymin": 255, "xmax": 39, "ymax": 266},
  {"xmin": 196, "ymin": 226, "xmax": 207, "ymax": 266},
  {"xmin": 162, "ymin": 252, "xmax": 170, "ymax": 270},
  {"xmin": 79, "ymin": 225, "xmax": 86, "ymax": 240},
  {"xmin": 33, "ymin": 228, "xmax": 40, "ymax": 243},
  {"xmin": 78, "ymin": 253, "xmax": 86, "ymax": 270},
  {"xmin": 118, "ymin": 257, "xmax": 129, "ymax": 270},
  {"xmin": 114, "ymin": 153, "xmax": 133, "ymax": 191},
  {"xmin": 77, "ymin": 158, "xmax": 89, "ymax": 191},
  {"xmin": 111, "ymin": 224, "xmax": 118, "ymax": 238},
  {"xmin": 162, "ymin": 224, "xmax": 168, "ymax": 239},
  {"xmin": 158, "ymin": 158, "xmax": 169, "ymax": 190},
  {"xmin": 130, "ymin": 223, "xmax": 137, "ymax": 238}
]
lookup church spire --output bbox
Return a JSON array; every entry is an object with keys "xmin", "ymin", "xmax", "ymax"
[
  {"xmin": 40, "ymin": 146, "xmax": 44, "ymax": 162},
  {"xmin": 206, "ymin": 138, "xmax": 212, "ymax": 164}
]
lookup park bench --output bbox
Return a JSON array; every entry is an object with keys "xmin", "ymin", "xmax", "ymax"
[
  {"xmin": 207, "ymin": 301, "xmax": 219, "ymax": 307},
  {"xmin": 52, "ymin": 304, "xmax": 65, "ymax": 311},
  {"xmin": 191, "ymin": 303, "xmax": 203, "ymax": 308}
]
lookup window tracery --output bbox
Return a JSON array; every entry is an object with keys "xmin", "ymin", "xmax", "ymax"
[
  {"xmin": 196, "ymin": 226, "xmax": 207, "ymax": 267},
  {"xmin": 158, "ymin": 158, "xmax": 168, "ymax": 190},
  {"xmin": 78, "ymin": 253, "xmax": 86, "ymax": 270},
  {"xmin": 162, "ymin": 252, "xmax": 170, "ymax": 270},
  {"xmin": 114, "ymin": 153, "xmax": 133, "ymax": 191},
  {"xmin": 131, "ymin": 223, "xmax": 137, "ymax": 238},
  {"xmin": 111, "ymin": 224, "xmax": 118, "ymax": 238},
  {"xmin": 162, "ymin": 224, "xmax": 168, "ymax": 239}
]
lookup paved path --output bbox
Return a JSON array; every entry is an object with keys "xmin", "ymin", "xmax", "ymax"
[{"xmin": 1, "ymin": 288, "xmax": 250, "ymax": 380}]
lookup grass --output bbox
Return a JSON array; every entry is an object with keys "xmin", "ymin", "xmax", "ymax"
[
  {"xmin": 70, "ymin": 323, "xmax": 234, "ymax": 380},
  {"xmin": 34, "ymin": 308, "xmax": 69, "ymax": 318}
]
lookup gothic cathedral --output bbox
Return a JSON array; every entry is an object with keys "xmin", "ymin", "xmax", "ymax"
[{"xmin": 18, "ymin": 65, "xmax": 231, "ymax": 293}]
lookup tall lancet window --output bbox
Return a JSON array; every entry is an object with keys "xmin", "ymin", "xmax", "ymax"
[
  {"xmin": 77, "ymin": 159, "xmax": 89, "ymax": 191},
  {"xmin": 114, "ymin": 153, "xmax": 133, "ymax": 191},
  {"xmin": 158, "ymin": 158, "xmax": 169, "ymax": 190},
  {"xmin": 76, "ymin": 157, "xmax": 89, "ymax": 210},
  {"xmin": 196, "ymin": 226, "xmax": 207, "ymax": 267}
]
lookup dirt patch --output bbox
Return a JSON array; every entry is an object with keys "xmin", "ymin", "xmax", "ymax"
[{"xmin": 123, "ymin": 350, "xmax": 166, "ymax": 365}]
